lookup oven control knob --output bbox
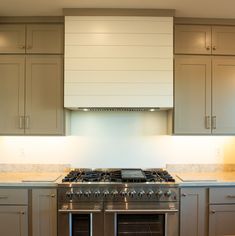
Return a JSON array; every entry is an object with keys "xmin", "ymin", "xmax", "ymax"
[
  {"xmin": 128, "ymin": 190, "xmax": 136, "ymax": 198},
  {"xmin": 138, "ymin": 190, "xmax": 145, "ymax": 198},
  {"xmin": 66, "ymin": 191, "xmax": 74, "ymax": 199},
  {"xmin": 94, "ymin": 190, "xmax": 101, "ymax": 197},
  {"xmin": 75, "ymin": 190, "xmax": 83, "ymax": 197},
  {"xmin": 147, "ymin": 190, "xmax": 154, "ymax": 198},
  {"xmin": 111, "ymin": 190, "xmax": 119, "ymax": 197},
  {"xmin": 165, "ymin": 190, "xmax": 172, "ymax": 197},
  {"xmin": 103, "ymin": 190, "xmax": 110, "ymax": 197},
  {"xmin": 120, "ymin": 191, "xmax": 128, "ymax": 197},
  {"xmin": 156, "ymin": 190, "xmax": 163, "ymax": 197},
  {"xmin": 84, "ymin": 190, "xmax": 92, "ymax": 197}
]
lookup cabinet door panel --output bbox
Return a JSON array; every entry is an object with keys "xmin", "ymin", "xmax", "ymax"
[
  {"xmin": 32, "ymin": 189, "xmax": 57, "ymax": 236},
  {"xmin": 212, "ymin": 56, "xmax": 235, "ymax": 134},
  {"xmin": 25, "ymin": 55, "xmax": 64, "ymax": 135},
  {"xmin": 180, "ymin": 188, "xmax": 208, "ymax": 236},
  {"xmin": 174, "ymin": 56, "xmax": 211, "ymax": 134},
  {"xmin": 26, "ymin": 24, "xmax": 63, "ymax": 54},
  {"xmin": 209, "ymin": 205, "xmax": 235, "ymax": 236},
  {"xmin": 0, "ymin": 206, "xmax": 28, "ymax": 236},
  {"xmin": 212, "ymin": 26, "xmax": 235, "ymax": 55},
  {"xmin": 0, "ymin": 24, "xmax": 25, "ymax": 53},
  {"xmin": 0, "ymin": 55, "xmax": 25, "ymax": 134},
  {"xmin": 175, "ymin": 25, "xmax": 211, "ymax": 54}
]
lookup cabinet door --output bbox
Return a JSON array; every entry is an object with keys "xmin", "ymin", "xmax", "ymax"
[
  {"xmin": 26, "ymin": 24, "xmax": 63, "ymax": 54},
  {"xmin": 212, "ymin": 26, "xmax": 235, "ymax": 55},
  {"xmin": 25, "ymin": 55, "xmax": 64, "ymax": 135},
  {"xmin": 175, "ymin": 25, "xmax": 211, "ymax": 54},
  {"xmin": 0, "ymin": 24, "xmax": 25, "ymax": 53},
  {"xmin": 174, "ymin": 56, "xmax": 211, "ymax": 134},
  {"xmin": 0, "ymin": 55, "xmax": 25, "ymax": 134},
  {"xmin": 32, "ymin": 189, "xmax": 57, "ymax": 236},
  {"xmin": 180, "ymin": 188, "xmax": 208, "ymax": 236},
  {"xmin": 0, "ymin": 206, "xmax": 28, "ymax": 236},
  {"xmin": 212, "ymin": 56, "xmax": 235, "ymax": 134},
  {"xmin": 209, "ymin": 205, "xmax": 235, "ymax": 236}
]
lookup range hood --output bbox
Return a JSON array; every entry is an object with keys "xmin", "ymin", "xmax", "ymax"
[{"xmin": 64, "ymin": 15, "xmax": 173, "ymax": 110}]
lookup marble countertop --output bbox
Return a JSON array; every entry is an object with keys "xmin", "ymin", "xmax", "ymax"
[
  {"xmin": 0, "ymin": 172, "xmax": 66, "ymax": 187},
  {"xmin": 175, "ymin": 171, "xmax": 235, "ymax": 187}
]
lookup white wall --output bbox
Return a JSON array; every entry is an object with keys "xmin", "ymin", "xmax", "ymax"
[{"xmin": 0, "ymin": 112, "xmax": 234, "ymax": 168}]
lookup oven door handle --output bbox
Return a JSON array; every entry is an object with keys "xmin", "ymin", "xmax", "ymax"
[
  {"xmin": 104, "ymin": 209, "xmax": 178, "ymax": 213},
  {"xmin": 58, "ymin": 209, "xmax": 102, "ymax": 213}
]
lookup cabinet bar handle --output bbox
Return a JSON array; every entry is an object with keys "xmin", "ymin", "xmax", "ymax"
[
  {"xmin": 0, "ymin": 196, "xmax": 8, "ymax": 199},
  {"xmin": 25, "ymin": 116, "xmax": 30, "ymax": 129},
  {"xmin": 19, "ymin": 116, "xmax": 24, "ymax": 129},
  {"xmin": 19, "ymin": 45, "xmax": 25, "ymax": 49},
  {"xmin": 205, "ymin": 116, "xmax": 211, "ymax": 129},
  {"xmin": 212, "ymin": 116, "xmax": 216, "ymax": 129},
  {"xmin": 227, "ymin": 195, "xmax": 235, "ymax": 198}
]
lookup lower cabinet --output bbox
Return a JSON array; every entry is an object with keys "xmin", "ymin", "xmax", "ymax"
[
  {"xmin": 209, "ymin": 187, "xmax": 235, "ymax": 236},
  {"xmin": 0, "ymin": 205, "xmax": 28, "ymax": 236},
  {"xmin": 32, "ymin": 188, "xmax": 57, "ymax": 236},
  {"xmin": 180, "ymin": 187, "xmax": 208, "ymax": 236}
]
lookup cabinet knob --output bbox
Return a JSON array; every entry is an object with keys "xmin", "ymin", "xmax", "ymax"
[
  {"xmin": 181, "ymin": 193, "xmax": 187, "ymax": 197},
  {"xmin": 206, "ymin": 46, "xmax": 210, "ymax": 50},
  {"xmin": 211, "ymin": 210, "xmax": 216, "ymax": 214},
  {"xmin": 212, "ymin": 46, "xmax": 216, "ymax": 50},
  {"xmin": 51, "ymin": 194, "xmax": 56, "ymax": 198},
  {"xmin": 20, "ymin": 211, "xmax": 25, "ymax": 215},
  {"xmin": 19, "ymin": 45, "xmax": 25, "ymax": 49}
]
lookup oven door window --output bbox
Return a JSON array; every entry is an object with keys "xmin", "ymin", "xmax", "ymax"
[
  {"xmin": 117, "ymin": 214, "xmax": 165, "ymax": 236},
  {"xmin": 72, "ymin": 214, "xmax": 90, "ymax": 236}
]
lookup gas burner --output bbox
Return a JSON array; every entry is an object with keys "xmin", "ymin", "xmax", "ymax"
[{"xmin": 62, "ymin": 168, "xmax": 175, "ymax": 183}]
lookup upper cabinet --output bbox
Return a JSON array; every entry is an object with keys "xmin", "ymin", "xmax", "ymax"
[
  {"xmin": 175, "ymin": 24, "xmax": 235, "ymax": 55},
  {"xmin": 0, "ymin": 22, "xmax": 64, "ymax": 135},
  {"xmin": 0, "ymin": 24, "xmax": 63, "ymax": 54},
  {"xmin": 64, "ymin": 16, "xmax": 173, "ymax": 109},
  {"xmin": 0, "ymin": 24, "xmax": 26, "ymax": 53}
]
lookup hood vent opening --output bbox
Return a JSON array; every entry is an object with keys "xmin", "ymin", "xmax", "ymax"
[{"xmin": 74, "ymin": 107, "xmax": 162, "ymax": 112}]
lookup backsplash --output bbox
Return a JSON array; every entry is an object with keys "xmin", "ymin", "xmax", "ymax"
[{"xmin": 0, "ymin": 112, "xmax": 234, "ymax": 168}]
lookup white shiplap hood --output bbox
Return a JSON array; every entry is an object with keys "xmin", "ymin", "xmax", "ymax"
[{"xmin": 64, "ymin": 15, "xmax": 173, "ymax": 110}]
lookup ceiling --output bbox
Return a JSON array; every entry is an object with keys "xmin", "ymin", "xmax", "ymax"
[{"xmin": 0, "ymin": 0, "xmax": 234, "ymax": 18}]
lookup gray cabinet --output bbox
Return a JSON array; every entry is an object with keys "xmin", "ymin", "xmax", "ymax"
[
  {"xmin": 0, "ymin": 24, "xmax": 63, "ymax": 54},
  {"xmin": 0, "ymin": 188, "xmax": 28, "ymax": 236},
  {"xmin": 174, "ymin": 55, "xmax": 235, "ymax": 134},
  {"xmin": 0, "ymin": 24, "xmax": 26, "ymax": 53},
  {"xmin": 26, "ymin": 24, "xmax": 63, "ymax": 54},
  {"xmin": 0, "ymin": 55, "xmax": 64, "ymax": 135},
  {"xmin": 175, "ymin": 25, "xmax": 211, "ymax": 55},
  {"xmin": 174, "ymin": 55, "xmax": 211, "ymax": 134},
  {"xmin": 180, "ymin": 188, "xmax": 208, "ymax": 236},
  {"xmin": 209, "ymin": 187, "xmax": 235, "ymax": 236},
  {"xmin": 32, "ymin": 189, "xmax": 57, "ymax": 236},
  {"xmin": 175, "ymin": 25, "xmax": 235, "ymax": 55},
  {"xmin": 0, "ymin": 206, "xmax": 28, "ymax": 236},
  {"xmin": 0, "ymin": 55, "xmax": 25, "ymax": 134}
]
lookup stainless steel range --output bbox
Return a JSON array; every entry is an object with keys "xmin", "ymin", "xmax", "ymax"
[{"xmin": 58, "ymin": 169, "xmax": 179, "ymax": 236}]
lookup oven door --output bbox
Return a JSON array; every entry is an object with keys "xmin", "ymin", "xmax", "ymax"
[
  {"xmin": 58, "ymin": 202, "xmax": 103, "ymax": 236},
  {"xmin": 104, "ymin": 202, "xmax": 179, "ymax": 236}
]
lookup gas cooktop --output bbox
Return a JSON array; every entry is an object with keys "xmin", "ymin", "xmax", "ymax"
[{"xmin": 61, "ymin": 168, "xmax": 175, "ymax": 183}]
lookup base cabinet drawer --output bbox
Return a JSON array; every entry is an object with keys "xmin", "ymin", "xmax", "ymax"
[
  {"xmin": 209, "ymin": 204, "xmax": 235, "ymax": 236},
  {"xmin": 0, "ymin": 205, "xmax": 28, "ymax": 236},
  {"xmin": 209, "ymin": 187, "xmax": 235, "ymax": 204},
  {"xmin": 0, "ymin": 189, "xmax": 28, "ymax": 205}
]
